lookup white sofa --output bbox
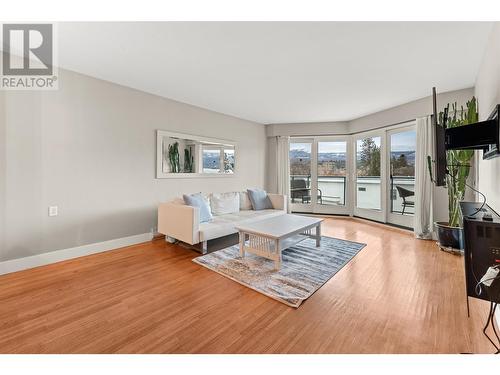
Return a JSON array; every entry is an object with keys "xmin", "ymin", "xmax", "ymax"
[{"xmin": 158, "ymin": 192, "xmax": 287, "ymax": 253}]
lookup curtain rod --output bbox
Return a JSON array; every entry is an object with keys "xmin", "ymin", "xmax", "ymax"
[{"xmin": 276, "ymin": 117, "xmax": 424, "ymax": 138}]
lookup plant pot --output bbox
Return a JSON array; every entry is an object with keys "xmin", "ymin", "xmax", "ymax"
[{"xmin": 434, "ymin": 222, "xmax": 464, "ymax": 250}]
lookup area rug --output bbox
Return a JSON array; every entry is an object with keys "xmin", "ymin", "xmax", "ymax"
[{"xmin": 192, "ymin": 236, "xmax": 366, "ymax": 307}]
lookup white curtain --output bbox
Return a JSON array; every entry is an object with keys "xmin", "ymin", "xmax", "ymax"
[
  {"xmin": 276, "ymin": 136, "xmax": 291, "ymax": 213},
  {"xmin": 414, "ymin": 116, "xmax": 434, "ymax": 239}
]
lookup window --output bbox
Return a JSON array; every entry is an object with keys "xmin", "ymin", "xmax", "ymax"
[
  {"xmin": 390, "ymin": 130, "xmax": 416, "ymax": 214},
  {"xmin": 356, "ymin": 136, "xmax": 381, "ymax": 210},
  {"xmin": 202, "ymin": 146, "xmax": 235, "ymax": 174},
  {"xmin": 223, "ymin": 148, "xmax": 235, "ymax": 174},
  {"xmin": 289, "ymin": 142, "xmax": 312, "ymax": 204},
  {"xmin": 317, "ymin": 141, "xmax": 347, "ymax": 205},
  {"xmin": 202, "ymin": 148, "xmax": 221, "ymax": 173}
]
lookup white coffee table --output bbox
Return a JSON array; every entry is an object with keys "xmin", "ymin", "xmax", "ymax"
[{"xmin": 235, "ymin": 214, "xmax": 323, "ymax": 270}]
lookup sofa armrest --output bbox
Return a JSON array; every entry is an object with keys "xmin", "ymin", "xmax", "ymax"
[
  {"xmin": 158, "ymin": 202, "xmax": 200, "ymax": 245},
  {"xmin": 267, "ymin": 193, "xmax": 287, "ymax": 212}
]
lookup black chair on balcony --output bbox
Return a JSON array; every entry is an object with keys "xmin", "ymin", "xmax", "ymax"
[
  {"xmin": 396, "ymin": 186, "xmax": 414, "ymax": 215},
  {"xmin": 290, "ymin": 179, "xmax": 322, "ymax": 204}
]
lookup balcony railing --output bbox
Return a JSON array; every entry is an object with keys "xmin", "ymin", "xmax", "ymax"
[
  {"xmin": 290, "ymin": 174, "xmax": 415, "ymax": 214},
  {"xmin": 290, "ymin": 175, "xmax": 346, "ymax": 205}
]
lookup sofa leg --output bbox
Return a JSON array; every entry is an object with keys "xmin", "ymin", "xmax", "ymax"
[
  {"xmin": 202, "ymin": 241, "xmax": 208, "ymax": 254},
  {"xmin": 165, "ymin": 236, "xmax": 176, "ymax": 244}
]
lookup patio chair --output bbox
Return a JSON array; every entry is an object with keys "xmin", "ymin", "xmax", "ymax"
[
  {"xmin": 396, "ymin": 186, "xmax": 414, "ymax": 215},
  {"xmin": 290, "ymin": 179, "xmax": 322, "ymax": 204}
]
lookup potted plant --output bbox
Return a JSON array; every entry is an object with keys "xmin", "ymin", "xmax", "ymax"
[{"xmin": 429, "ymin": 97, "xmax": 478, "ymax": 250}]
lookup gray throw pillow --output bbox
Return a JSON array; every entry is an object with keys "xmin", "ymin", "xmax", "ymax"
[
  {"xmin": 247, "ymin": 188, "xmax": 273, "ymax": 210},
  {"xmin": 183, "ymin": 193, "xmax": 213, "ymax": 223}
]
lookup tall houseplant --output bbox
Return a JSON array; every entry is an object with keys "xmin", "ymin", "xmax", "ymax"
[{"xmin": 433, "ymin": 97, "xmax": 478, "ymax": 249}]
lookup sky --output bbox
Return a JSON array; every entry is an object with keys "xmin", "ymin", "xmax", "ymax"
[
  {"xmin": 390, "ymin": 130, "xmax": 416, "ymax": 152},
  {"xmin": 291, "ymin": 141, "xmax": 346, "ymax": 153}
]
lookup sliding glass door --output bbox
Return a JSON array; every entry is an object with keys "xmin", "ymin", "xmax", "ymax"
[
  {"xmin": 289, "ymin": 137, "xmax": 351, "ymax": 214},
  {"xmin": 314, "ymin": 139, "xmax": 350, "ymax": 215},
  {"xmin": 387, "ymin": 126, "xmax": 416, "ymax": 227},
  {"xmin": 288, "ymin": 123, "xmax": 416, "ymax": 228},
  {"xmin": 353, "ymin": 133, "xmax": 385, "ymax": 222},
  {"xmin": 289, "ymin": 140, "xmax": 314, "ymax": 212}
]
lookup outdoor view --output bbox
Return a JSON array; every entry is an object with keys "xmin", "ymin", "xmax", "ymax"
[
  {"xmin": 289, "ymin": 141, "xmax": 347, "ymax": 205},
  {"xmin": 317, "ymin": 141, "xmax": 347, "ymax": 205},
  {"xmin": 289, "ymin": 142, "xmax": 312, "ymax": 204},
  {"xmin": 390, "ymin": 130, "xmax": 416, "ymax": 214},
  {"xmin": 356, "ymin": 136, "xmax": 381, "ymax": 210},
  {"xmin": 354, "ymin": 131, "xmax": 416, "ymax": 214},
  {"xmin": 289, "ymin": 131, "xmax": 416, "ymax": 213},
  {"xmin": 203, "ymin": 148, "xmax": 235, "ymax": 173},
  {"xmin": 223, "ymin": 149, "xmax": 235, "ymax": 174},
  {"xmin": 202, "ymin": 149, "xmax": 221, "ymax": 173}
]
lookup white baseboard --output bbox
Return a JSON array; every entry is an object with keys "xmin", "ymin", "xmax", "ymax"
[{"xmin": 0, "ymin": 232, "xmax": 153, "ymax": 276}]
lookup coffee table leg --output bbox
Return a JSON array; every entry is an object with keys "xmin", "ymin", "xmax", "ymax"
[
  {"xmin": 239, "ymin": 231, "xmax": 246, "ymax": 258},
  {"xmin": 274, "ymin": 238, "xmax": 281, "ymax": 270},
  {"xmin": 316, "ymin": 223, "xmax": 321, "ymax": 247}
]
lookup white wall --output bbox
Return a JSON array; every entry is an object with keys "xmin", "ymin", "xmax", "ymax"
[
  {"xmin": 349, "ymin": 88, "xmax": 475, "ymax": 133},
  {"xmin": 475, "ymin": 23, "xmax": 500, "ymax": 213},
  {"xmin": 0, "ymin": 69, "xmax": 266, "ymax": 262},
  {"xmin": 267, "ymin": 121, "xmax": 349, "ymax": 137}
]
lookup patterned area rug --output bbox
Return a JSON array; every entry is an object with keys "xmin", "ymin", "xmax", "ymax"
[{"xmin": 192, "ymin": 236, "xmax": 366, "ymax": 307}]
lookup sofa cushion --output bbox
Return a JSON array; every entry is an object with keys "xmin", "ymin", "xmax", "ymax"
[
  {"xmin": 247, "ymin": 188, "xmax": 273, "ymax": 210},
  {"xmin": 210, "ymin": 192, "xmax": 240, "ymax": 215},
  {"xmin": 198, "ymin": 209, "xmax": 285, "ymax": 242},
  {"xmin": 183, "ymin": 193, "xmax": 213, "ymax": 223},
  {"xmin": 239, "ymin": 191, "xmax": 253, "ymax": 210}
]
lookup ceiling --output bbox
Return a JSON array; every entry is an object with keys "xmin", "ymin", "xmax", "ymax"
[{"xmin": 56, "ymin": 22, "xmax": 493, "ymax": 124}]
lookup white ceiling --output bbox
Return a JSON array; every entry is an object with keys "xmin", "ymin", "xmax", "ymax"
[{"xmin": 56, "ymin": 22, "xmax": 493, "ymax": 124}]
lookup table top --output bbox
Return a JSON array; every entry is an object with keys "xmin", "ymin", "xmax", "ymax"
[{"xmin": 235, "ymin": 214, "xmax": 322, "ymax": 239}]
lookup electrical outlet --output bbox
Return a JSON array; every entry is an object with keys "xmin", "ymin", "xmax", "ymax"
[{"xmin": 48, "ymin": 206, "xmax": 58, "ymax": 217}]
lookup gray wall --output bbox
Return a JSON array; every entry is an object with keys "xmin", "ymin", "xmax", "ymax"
[
  {"xmin": 475, "ymin": 23, "xmax": 500, "ymax": 213},
  {"xmin": 265, "ymin": 87, "xmax": 475, "ymax": 222},
  {"xmin": 266, "ymin": 121, "xmax": 349, "ymax": 137},
  {"xmin": 0, "ymin": 69, "xmax": 266, "ymax": 262}
]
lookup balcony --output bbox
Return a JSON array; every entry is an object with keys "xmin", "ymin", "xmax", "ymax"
[
  {"xmin": 290, "ymin": 175, "xmax": 346, "ymax": 205},
  {"xmin": 389, "ymin": 176, "xmax": 415, "ymax": 215},
  {"xmin": 290, "ymin": 175, "xmax": 415, "ymax": 215}
]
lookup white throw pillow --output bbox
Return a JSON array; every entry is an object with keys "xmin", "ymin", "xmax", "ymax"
[
  {"xmin": 239, "ymin": 191, "xmax": 253, "ymax": 210},
  {"xmin": 210, "ymin": 192, "xmax": 240, "ymax": 215}
]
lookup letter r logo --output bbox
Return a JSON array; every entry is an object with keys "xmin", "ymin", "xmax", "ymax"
[{"xmin": 2, "ymin": 24, "xmax": 53, "ymax": 76}]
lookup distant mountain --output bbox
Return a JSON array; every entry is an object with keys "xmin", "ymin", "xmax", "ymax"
[
  {"xmin": 289, "ymin": 149, "xmax": 311, "ymax": 159},
  {"xmin": 290, "ymin": 149, "xmax": 415, "ymax": 164},
  {"xmin": 317, "ymin": 153, "xmax": 346, "ymax": 162},
  {"xmin": 290, "ymin": 149, "xmax": 346, "ymax": 162}
]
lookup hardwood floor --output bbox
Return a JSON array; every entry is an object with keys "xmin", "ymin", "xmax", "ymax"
[{"xmin": 0, "ymin": 217, "xmax": 494, "ymax": 353}]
